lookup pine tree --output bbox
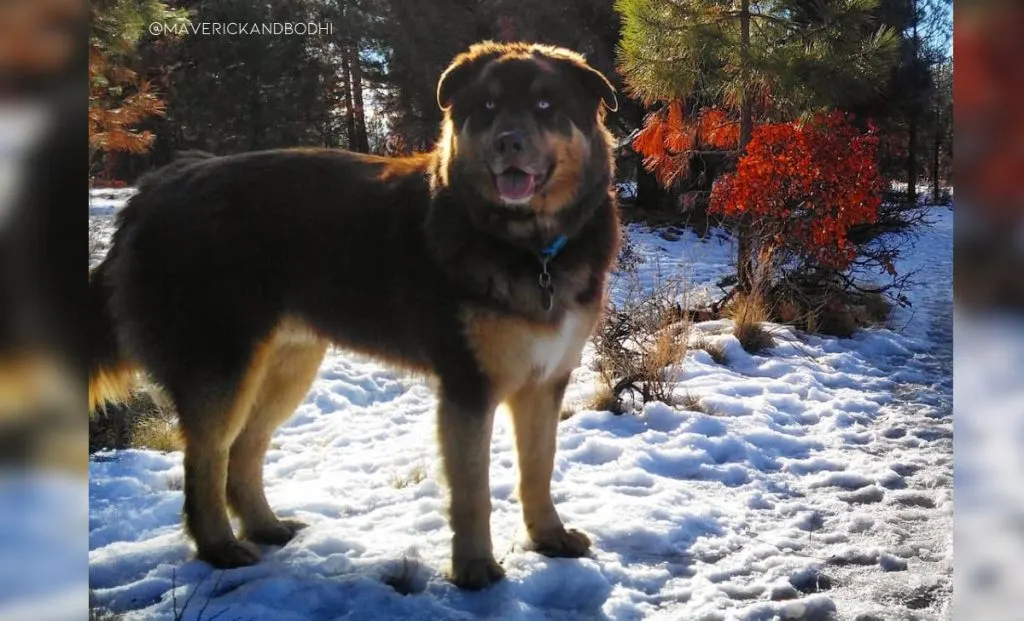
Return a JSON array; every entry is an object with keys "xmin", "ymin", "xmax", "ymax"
[
  {"xmin": 375, "ymin": 0, "xmax": 481, "ymax": 149},
  {"xmin": 617, "ymin": 0, "xmax": 898, "ymax": 292},
  {"xmin": 838, "ymin": 0, "xmax": 951, "ymax": 204},
  {"xmin": 928, "ymin": 60, "xmax": 952, "ymax": 203},
  {"xmin": 900, "ymin": 0, "xmax": 952, "ymax": 204},
  {"xmin": 88, "ymin": 0, "xmax": 189, "ymax": 177},
  {"xmin": 325, "ymin": 0, "xmax": 382, "ymax": 153},
  {"xmin": 152, "ymin": 0, "xmax": 340, "ymax": 154}
]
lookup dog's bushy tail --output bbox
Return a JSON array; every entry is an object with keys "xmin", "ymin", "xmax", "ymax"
[{"xmin": 88, "ymin": 261, "xmax": 135, "ymax": 412}]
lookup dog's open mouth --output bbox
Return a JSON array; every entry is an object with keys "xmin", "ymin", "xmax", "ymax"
[{"xmin": 494, "ymin": 167, "xmax": 548, "ymax": 203}]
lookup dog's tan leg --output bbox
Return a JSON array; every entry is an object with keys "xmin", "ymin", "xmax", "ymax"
[
  {"xmin": 180, "ymin": 343, "xmax": 273, "ymax": 569},
  {"xmin": 438, "ymin": 392, "xmax": 504, "ymax": 590},
  {"xmin": 228, "ymin": 341, "xmax": 325, "ymax": 545},
  {"xmin": 507, "ymin": 373, "xmax": 592, "ymax": 558}
]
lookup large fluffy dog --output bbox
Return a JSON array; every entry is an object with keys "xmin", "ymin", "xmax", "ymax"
[{"xmin": 89, "ymin": 42, "xmax": 620, "ymax": 590}]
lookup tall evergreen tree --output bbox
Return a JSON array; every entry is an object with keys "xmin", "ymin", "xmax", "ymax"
[
  {"xmin": 927, "ymin": 60, "xmax": 952, "ymax": 202},
  {"xmin": 327, "ymin": 0, "xmax": 383, "ymax": 153},
  {"xmin": 900, "ymin": 0, "xmax": 952, "ymax": 204},
  {"xmin": 846, "ymin": 0, "xmax": 950, "ymax": 203},
  {"xmin": 375, "ymin": 0, "xmax": 481, "ymax": 149},
  {"xmin": 150, "ymin": 0, "xmax": 339, "ymax": 155}
]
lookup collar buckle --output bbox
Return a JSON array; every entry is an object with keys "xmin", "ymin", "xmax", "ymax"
[{"xmin": 536, "ymin": 235, "xmax": 566, "ymax": 313}]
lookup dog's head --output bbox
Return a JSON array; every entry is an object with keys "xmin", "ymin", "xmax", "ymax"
[{"xmin": 434, "ymin": 42, "xmax": 616, "ymax": 235}]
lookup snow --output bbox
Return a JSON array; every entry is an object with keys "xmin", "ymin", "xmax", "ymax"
[
  {"xmin": 89, "ymin": 191, "xmax": 953, "ymax": 620},
  {"xmin": 88, "ymin": 187, "xmax": 137, "ymax": 216},
  {"xmin": 0, "ymin": 475, "xmax": 88, "ymax": 620},
  {"xmin": 615, "ymin": 182, "xmax": 638, "ymax": 200},
  {"xmin": 953, "ymin": 311, "xmax": 1024, "ymax": 621}
]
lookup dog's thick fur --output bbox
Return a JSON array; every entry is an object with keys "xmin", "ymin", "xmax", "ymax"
[{"xmin": 89, "ymin": 42, "xmax": 620, "ymax": 589}]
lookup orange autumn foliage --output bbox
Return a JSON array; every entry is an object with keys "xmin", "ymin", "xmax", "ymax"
[
  {"xmin": 633, "ymin": 103, "xmax": 739, "ymax": 185},
  {"xmin": 88, "ymin": 47, "xmax": 166, "ymax": 157},
  {"xmin": 709, "ymin": 112, "xmax": 884, "ymax": 270}
]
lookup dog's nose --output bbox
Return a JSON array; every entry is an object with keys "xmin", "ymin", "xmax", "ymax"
[{"xmin": 494, "ymin": 130, "xmax": 525, "ymax": 155}]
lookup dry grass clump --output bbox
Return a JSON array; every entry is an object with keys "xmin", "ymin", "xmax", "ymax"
[
  {"xmin": 131, "ymin": 415, "xmax": 182, "ymax": 452},
  {"xmin": 729, "ymin": 244, "xmax": 896, "ymax": 338},
  {"xmin": 727, "ymin": 293, "xmax": 775, "ymax": 353},
  {"xmin": 583, "ymin": 381, "xmax": 624, "ymax": 415},
  {"xmin": 859, "ymin": 291, "xmax": 894, "ymax": 325},
  {"xmin": 382, "ymin": 557, "xmax": 426, "ymax": 595},
  {"xmin": 692, "ymin": 336, "xmax": 728, "ymax": 365},
  {"xmin": 778, "ymin": 288, "xmax": 894, "ymax": 338},
  {"xmin": 678, "ymin": 392, "xmax": 723, "ymax": 416},
  {"xmin": 89, "ymin": 388, "xmax": 181, "ymax": 453},
  {"xmin": 389, "ymin": 461, "xmax": 428, "ymax": 489}
]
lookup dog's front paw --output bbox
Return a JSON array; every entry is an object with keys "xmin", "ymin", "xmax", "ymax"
[
  {"xmin": 530, "ymin": 527, "xmax": 592, "ymax": 558},
  {"xmin": 244, "ymin": 518, "xmax": 308, "ymax": 546},
  {"xmin": 449, "ymin": 556, "xmax": 505, "ymax": 590},
  {"xmin": 197, "ymin": 539, "xmax": 261, "ymax": 568}
]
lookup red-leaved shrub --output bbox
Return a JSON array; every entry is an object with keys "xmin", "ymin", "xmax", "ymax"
[{"xmin": 709, "ymin": 112, "xmax": 884, "ymax": 270}]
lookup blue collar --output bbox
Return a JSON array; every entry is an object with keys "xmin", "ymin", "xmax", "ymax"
[{"xmin": 539, "ymin": 235, "xmax": 568, "ymax": 263}]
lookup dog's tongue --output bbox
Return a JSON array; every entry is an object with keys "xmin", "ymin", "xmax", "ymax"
[{"xmin": 496, "ymin": 169, "xmax": 535, "ymax": 201}]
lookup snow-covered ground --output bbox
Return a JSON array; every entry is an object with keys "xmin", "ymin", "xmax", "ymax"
[
  {"xmin": 89, "ymin": 191, "xmax": 953, "ymax": 620},
  {"xmin": 954, "ymin": 311, "xmax": 1024, "ymax": 621}
]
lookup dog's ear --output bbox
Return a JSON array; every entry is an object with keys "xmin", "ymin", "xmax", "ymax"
[
  {"xmin": 437, "ymin": 46, "xmax": 500, "ymax": 111},
  {"xmin": 569, "ymin": 60, "xmax": 614, "ymax": 113},
  {"xmin": 555, "ymin": 56, "xmax": 618, "ymax": 113}
]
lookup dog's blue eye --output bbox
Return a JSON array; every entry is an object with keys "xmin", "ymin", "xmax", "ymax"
[
  {"xmin": 536, "ymin": 99, "xmax": 551, "ymax": 110},
  {"xmin": 485, "ymin": 100, "xmax": 496, "ymax": 110}
]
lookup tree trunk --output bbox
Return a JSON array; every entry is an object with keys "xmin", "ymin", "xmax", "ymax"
[
  {"xmin": 736, "ymin": 0, "xmax": 755, "ymax": 295},
  {"xmin": 635, "ymin": 159, "xmax": 664, "ymax": 210},
  {"xmin": 104, "ymin": 152, "xmax": 117, "ymax": 183},
  {"xmin": 739, "ymin": 0, "xmax": 753, "ymax": 152},
  {"xmin": 907, "ymin": 114, "xmax": 917, "ymax": 206},
  {"xmin": 350, "ymin": 44, "xmax": 369, "ymax": 153},
  {"xmin": 323, "ymin": 74, "xmax": 337, "ymax": 147},
  {"xmin": 907, "ymin": 9, "xmax": 919, "ymax": 206},
  {"xmin": 932, "ymin": 101, "xmax": 941, "ymax": 203},
  {"xmin": 341, "ymin": 47, "xmax": 356, "ymax": 151}
]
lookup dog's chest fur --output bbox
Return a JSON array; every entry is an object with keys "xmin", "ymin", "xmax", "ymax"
[
  {"xmin": 526, "ymin": 311, "xmax": 585, "ymax": 380},
  {"xmin": 463, "ymin": 306, "xmax": 598, "ymax": 398}
]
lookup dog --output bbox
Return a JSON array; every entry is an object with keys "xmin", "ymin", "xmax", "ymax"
[{"xmin": 89, "ymin": 41, "xmax": 620, "ymax": 590}]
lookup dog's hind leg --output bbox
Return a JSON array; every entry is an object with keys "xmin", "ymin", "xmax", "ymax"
[
  {"xmin": 175, "ymin": 341, "xmax": 275, "ymax": 569},
  {"xmin": 228, "ymin": 339, "xmax": 326, "ymax": 546},
  {"xmin": 437, "ymin": 385, "xmax": 504, "ymax": 590},
  {"xmin": 507, "ymin": 372, "xmax": 591, "ymax": 558}
]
